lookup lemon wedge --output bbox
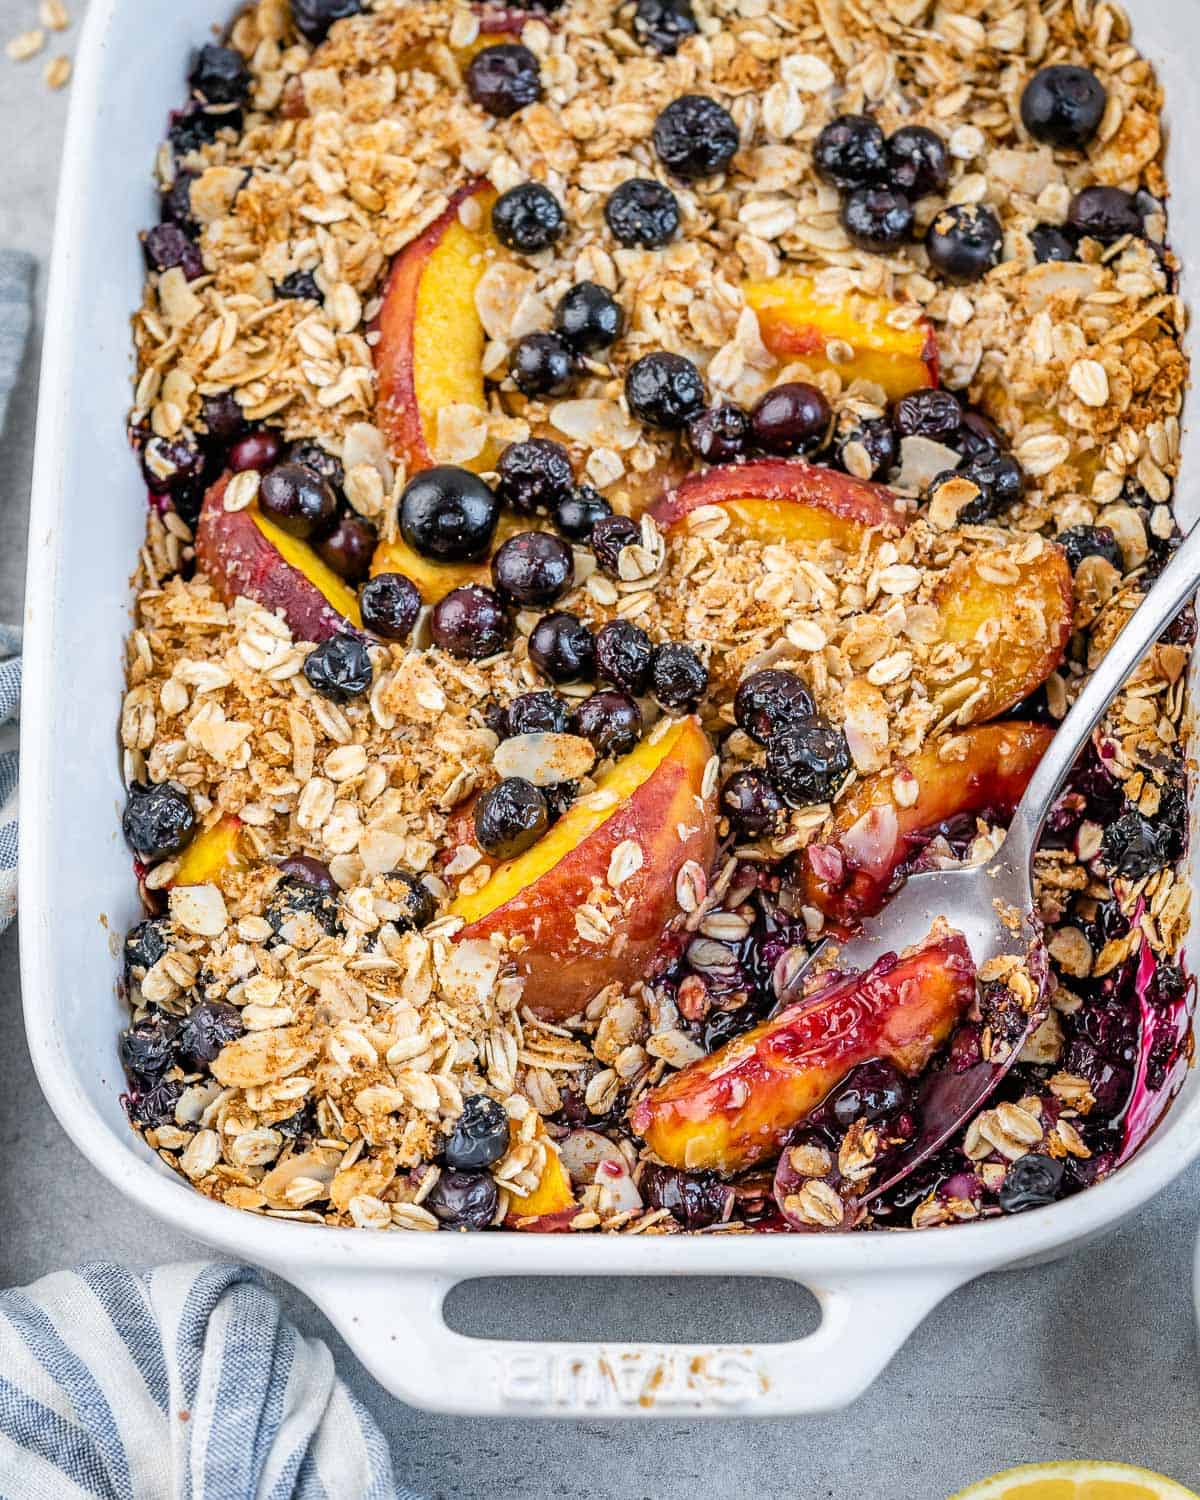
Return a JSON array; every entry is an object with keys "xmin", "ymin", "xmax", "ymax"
[{"xmin": 949, "ymin": 1462, "xmax": 1200, "ymax": 1500}]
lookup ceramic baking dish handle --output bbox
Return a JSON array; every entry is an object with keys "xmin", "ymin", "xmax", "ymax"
[{"xmin": 287, "ymin": 1265, "xmax": 969, "ymax": 1417}]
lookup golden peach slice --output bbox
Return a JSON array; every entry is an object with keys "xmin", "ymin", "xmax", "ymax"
[
  {"xmin": 450, "ymin": 716, "xmax": 717, "ymax": 1020},
  {"xmin": 743, "ymin": 276, "xmax": 938, "ymax": 400},
  {"xmin": 172, "ymin": 814, "xmax": 248, "ymax": 889},
  {"xmin": 506, "ymin": 1137, "xmax": 576, "ymax": 1228},
  {"xmin": 630, "ymin": 930, "xmax": 975, "ymax": 1175}
]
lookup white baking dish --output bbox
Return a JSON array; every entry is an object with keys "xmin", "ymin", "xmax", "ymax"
[{"xmin": 19, "ymin": 0, "xmax": 1200, "ymax": 1420}]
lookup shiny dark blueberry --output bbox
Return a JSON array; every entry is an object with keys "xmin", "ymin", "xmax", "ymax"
[
  {"xmin": 277, "ymin": 854, "xmax": 336, "ymax": 892},
  {"xmin": 123, "ymin": 918, "xmax": 170, "ymax": 981},
  {"xmin": 1101, "ymin": 810, "xmax": 1165, "ymax": 880},
  {"xmin": 316, "ymin": 515, "xmax": 376, "ymax": 584},
  {"xmin": 467, "ymin": 42, "xmax": 541, "ymax": 117},
  {"xmin": 590, "ymin": 514, "xmax": 640, "ymax": 576},
  {"xmin": 554, "ymin": 281, "xmax": 622, "ymax": 355},
  {"xmin": 275, "ymin": 269, "xmax": 323, "ymax": 302},
  {"xmin": 360, "ymin": 572, "xmax": 421, "ymax": 641},
  {"xmin": 749, "ymin": 381, "xmax": 831, "ymax": 456},
  {"xmin": 1057, "ymin": 524, "xmax": 1124, "ymax": 574},
  {"xmin": 400, "ymin": 466, "xmax": 498, "ymax": 562},
  {"xmin": 553, "ymin": 485, "xmax": 611, "ymax": 542},
  {"xmin": 734, "ymin": 669, "xmax": 816, "ymax": 744},
  {"xmin": 474, "ymin": 777, "xmax": 549, "ymax": 859},
  {"xmin": 176, "ymin": 1001, "xmax": 244, "ymax": 1071},
  {"xmin": 511, "ymin": 332, "xmax": 575, "ymax": 398},
  {"xmin": 381, "ymin": 870, "xmax": 436, "ymax": 931},
  {"xmin": 492, "ymin": 530, "xmax": 574, "ymax": 605},
  {"xmin": 303, "ymin": 633, "xmax": 373, "ymax": 701},
  {"xmin": 290, "ymin": 443, "xmax": 345, "ymax": 493},
  {"xmin": 445, "ymin": 1095, "xmax": 511, "ymax": 1171},
  {"xmin": 719, "ymin": 769, "xmax": 785, "ymax": 839},
  {"xmin": 141, "ymin": 435, "xmax": 204, "ymax": 495},
  {"xmin": 650, "ymin": 642, "xmax": 707, "ymax": 710},
  {"xmin": 161, "ymin": 168, "xmax": 198, "ymax": 229},
  {"xmin": 686, "ymin": 404, "xmax": 750, "ymax": 464},
  {"xmin": 841, "ymin": 186, "xmax": 914, "ymax": 252},
  {"xmin": 828, "ymin": 1059, "xmax": 909, "ymax": 1130},
  {"xmin": 1068, "ymin": 186, "xmax": 1143, "ymax": 243},
  {"xmin": 957, "ymin": 409, "xmax": 1005, "ymax": 460},
  {"xmin": 292, "ymin": 0, "xmax": 363, "ymax": 43},
  {"xmin": 605, "ymin": 178, "xmax": 681, "ymax": 249},
  {"xmin": 954, "ymin": 452, "xmax": 1027, "ymax": 523},
  {"xmin": 123, "ymin": 781, "xmax": 197, "ymax": 860},
  {"xmin": 492, "ymin": 182, "xmax": 565, "ymax": 254},
  {"xmin": 543, "ymin": 780, "xmax": 580, "ymax": 823},
  {"xmin": 652, "ymin": 94, "xmax": 739, "ymax": 180},
  {"xmin": 766, "ymin": 719, "xmax": 851, "ymax": 805},
  {"xmin": 189, "ymin": 44, "xmax": 251, "ymax": 104},
  {"xmin": 639, "ymin": 1163, "xmax": 734, "ymax": 1229},
  {"xmin": 169, "ymin": 102, "xmax": 243, "ymax": 157},
  {"xmin": 632, "ymin": 0, "xmax": 698, "ymax": 53},
  {"xmin": 594, "ymin": 618, "xmax": 653, "ymax": 695},
  {"xmin": 126, "ymin": 1078, "xmax": 186, "ymax": 1129},
  {"xmin": 497, "ymin": 438, "xmax": 575, "ymax": 514},
  {"xmin": 1029, "ymin": 223, "xmax": 1078, "ymax": 264},
  {"xmin": 143, "ymin": 223, "xmax": 204, "ymax": 280},
  {"xmin": 894, "ymin": 387, "xmax": 961, "ymax": 443},
  {"xmin": 259, "ymin": 461, "xmax": 338, "ymax": 539},
  {"xmin": 427, "ymin": 1169, "xmax": 499, "ymax": 1230},
  {"xmin": 505, "ymin": 690, "xmax": 570, "ymax": 737},
  {"xmin": 572, "ymin": 691, "xmax": 642, "ymax": 758},
  {"xmin": 1147, "ymin": 961, "xmax": 1188, "ymax": 1010},
  {"xmin": 885, "ymin": 125, "xmax": 948, "ymax": 198},
  {"xmin": 530, "ymin": 611, "xmax": 595, "ymax": 683},
  {"xmin": 201, "ymin": 392, "xmax": 246, "ymax": 446},
  {"xmin": 836, "ymin": 416, "xmax": 896, "ymax": 480},
  {"xmin": 998, "ymin": 1152, "xmax": 1065, "ymax": 1213},
  {"xmin": 625, "ymin": 351, "xmax": 705, "ymax": 429},
  {"xmin": 120, "ymin": 1016, "xmax": 176, "ymax": 1084},
  {"xmin": 925, "ymin": 203, "xmax": 1003, "ymax": 284},
  {"xmin": 430, "ymin": 585, "xmax": 510, "ymax": 660},
  {"xmin": 1020, "ymin": 64, "xmax": 1106, "ymax": 149},
  {"xmin": 228, "ymin": 428, "xmax": 284, "ymax": 472},
  {"xmin": 265, "ymin": 874, "xmax": 340, "ymax": 937},
  {"xmin": 813, "ymin": 113, "xmax": 887, "ymax": 190}
]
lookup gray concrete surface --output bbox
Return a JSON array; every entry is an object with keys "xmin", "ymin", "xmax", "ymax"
[{"xmin": 1, "ymin": 6, "xmax": 1199, "ymax": 1496}]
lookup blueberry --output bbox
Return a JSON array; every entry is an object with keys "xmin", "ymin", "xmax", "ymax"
[
  {"xmin": 260, "ymin": 461, "xmax": 338, "ymax": 539},
  {"xmin": 123, "ymin": 782, "xmax": 197, "ymax": 861},
  {"xmin": 926, "ymin": 203, "xmax": 1003, "ymax": 283},
  {"xmin": 302, "ymin": 633, "xmax": 373, "ymax": 701},
  {"xmin": 571, "ymin": 690, "xmax": 642, "ymax": 758},
  {"xmin": 749, "ymin": 382, "xmax": 830, "ymax": 456},
  {"xmin": 590, "ymin": 513, "xmax": 640, "ymax": 576},
  {"xmin": 143, "ymin": 224, "xmax": 204, "ymax": 280},
  {"xmin": 275, "ymin": 269, "xmax": 323, "ymax": 302},
  {"xmin": 276, "ymin": 1101, "xmax": 318, "ymax": 1141},
  {"xmin": 649, "ymin": 642, "xmax": 707, "ymax": 710},
  {"xmin": 176, "ymin": 1001, "xmax": 244, "ymax": 1071},
  {"xmin": 289, "ymin": 443, "xmax": 345, "ymax": 493},
  {"xmin": 497, "ymin": 438, "xmax": 575, "ymax": 514},
  {"xmin": 188, "ymin": 44, "xmax": 250, "ymax": 105},
  {"xmin": 380, "ymin": 870, "xmax": 436, "ymax": 931},
  {"xmin": 813, "ymin": 114, "xmax": 887, "ymax": 190},
  {"xmin": 828, "ymin": 1059, "xmax": 909, "ymax": 1130},
  {"xmin": 160, "ymin": 169, "xmax": 198, "ymax": 229},
  {"xmin": 314, "ymin": 514, "xmax": 376, "ymax": 586},
  {"xmin": 1067, "ymin": 186, "xmax": 1143, "ymax": 243},
  {"xmin": 1147, "ymin": 961, "xmax": 1188, "ymax": 1010},
  {"xmin": 720, "ymin": 769, "xmax": 785, "ymax": 839},
  {"xmin": 632, "ymin": 0, "xmax": 698, "ymax": 54},
  {"xmin": 120, "ymin": 1015, "xmax": 177, "ymax": 1084},
  {"xmin": 474, "ymin": 778, "xmax": 549, "ymax": 858},
  {"xmin": 894, "ymin": 387, "xmax": 961, "ymax": 443},
  {"xmin": 734, "ymin": 669, "xmax": 816, "ymax": 744},
  {"xmin": 1057, "ymin": 524, "xmax": 1124, "ymax": 574},
  {"xmin": 277, "ymin": 854, "xmax": 336, "ymax": 892},
  {"xmin": 605, "ymin": 178, "xmax": 681, "ymax": 249},
  {"xmin": 998, "ymin": 1152, "xmax": 1065, "ymax": 1213},
  {"xmin": 553, "ymin": 486, "xmax": 612, "ymax": 542},
  {"xmin": 686, "ymin": 404, "xmax": 750, "ymax": 464},
  {"xmin": 467, "ymin": 42, "xmax": 541, "ymax": 117},
  {"xmin": 639, "ymin": 1163, "xmax": 733, "ymax": 1229},
  {"xmin": 168, "ymin": 102, "xmax": 243, "ymax": 157},
  {"xmin": 511, "ymin": 332, "xmax": 575, "ymax": 397},
  {"xmin": 953, "ymin": 453, "xmax": 1026, "ymax": 523},
  {"xmin": 1101, "ymin": 810, "xmax": 1164, "ymax": 879},
  {"xmin": 292, "ymin": 0, "xmax": 363, "ymax": 43},
  {"xmin": 956, "ymin": 409, "xmax": 1005, "ymax": 461},
  {"xmin": 885, "ymin": 125, "xmax": 948, "ymax": 198},
  {"xmin": 123, "ymin": 918, "xmax": 171, "ymax": 980},
  {"xmin": 840, "ymin": 186, "xmax": 914, "ymax": 252},
  {"xmin": 625, "ymin": 352, "xmax": 705, "ymax": 429},
  {"xmin": 427, "ymin": 1169, "xmax": 499, "ymax": 1230},
  {"xmin": 360, "ymin": 572, "xmax": 421, "ymax": 641},
  {"xmin": 492, "ymin": 182, "xmax": 565, "ymax": 254},
  {"xmin": 1029, "ymin": 223, "xmax": 1078, "ymax": 264},
  {"xmin": 126, "ymin": 1077, "xmax": 187, "ymax": 1129},
  {"xmin": 201, "ymin": 392, "xmax": 247, "ymax": 446},
  {"xmin": 265, "ymin": 873, "xmax": 341, "ymax": 937},
  {"xmin": 652, "ymin": 94, "xmax": 739, "ymax": 179},
  {"xmin": 141, "ymin": 435, "xmax": 204, "ymax": 495},
  {"xmin": 529, "ymin": 611, "xmax": 595, "ymax": 683},
  {"xmin": 491, "ymin": 530, "xmax": 574, "ymax": 605},
  {"xmin": 835, "ymin": 416, "xmax": 896, "ymax": 480},
  {"xmin": 1020, "ymin": 65, "xmax": 1106, "ymax": 150},
  {"xmin": 400, "ymin": 466, "xmax": 499, "ymax": 561},
  {"xmin": 430, "ymin": 585, "xmax": 510, "ymax": 660},
  {"xmin": 444, "ymin": 1095, "xmax": 511, "ymax": 1172},
  {"xmin": 766, "ymin": 720, "xmax": 851, "ymax": 805},
  {"xmin": 228, "ymin": 428, "xmax": 284, "ymax": 473},
  {"xmin": 1157, "ymin": 782, "xmax": 1188, "ymax": 865},
  {"xmin": 504, "ymin": 690, "xmax": 571, "ymax": 737},
  {"xmin": 554, "ymin": 281, "xmax": 623, "ymax": 354},
  {"xmin": 594, "ymin": 619, "xmax": 653, "ymax": 695}
]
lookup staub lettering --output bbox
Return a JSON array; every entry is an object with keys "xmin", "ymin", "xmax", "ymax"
[{"xmin": 496, "ymin": 1349, "xmax": 764, "ymax": 1411}]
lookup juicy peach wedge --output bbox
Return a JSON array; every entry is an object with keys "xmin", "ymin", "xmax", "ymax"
[
  {"xmin": 373, "ymin": 179, "xmax": 498, "ymax": 477},
  {"xmin": 798, "ymin": 722, "xmax": 1053, "ymax": 929},
  {"xmin": 648, "ymin": 459, "xmax": 909, "ymax": 548},
  {"xmin": 930, "ymin": 541, "xmax": 1072, "ymax": 724},
  {"xmin": 172, "ymin": 814, "xmax": 248, "ymax": 889},
  {"xmin": 450, "ymin": 716, "xmax": 717, "ymax": 1020},
  {"xmin": 506, "ymin": 1129, "xmax": 577, "ymax": 1229},
  {"xmin": 195, "ymin": 474, "xmax": 362, "ymax": 640},
  {"xmin": 743, "ymin": 276, "xmax": 938, "ymax": 400},
  {"xmin": 631, "ymin": 930, "xmax": 975, "ymax": 1175}
]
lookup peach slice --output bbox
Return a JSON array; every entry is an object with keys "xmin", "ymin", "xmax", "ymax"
[
  {"xmin": 930, "ymin": 542, "xmax": 1072, "ymax": 724},
  {"xmin": 373, "ymin": 180, "xmax": 497, "ymax": 477},
  {"xmin": 369, "ymin": 512, "xmax": 528, "ymax": 606},
  {"xmin": 743, "ymin": 276, "xmax": 938, "ymax": 400},
  {"xmin": 647, "ymin": 459, "xmax": 909, "ymax": 547},
  {"xmin": 630, "ymin": 930, "xmax": 975, "ymax": 1175},
  {"xmin": 171, "ymin": 814, "xmax": 248, "ymax": 889},
  {"xmin": 195, "ymin": 474, "xmax": 363, "ymax": 640},
  {"xmin": 450, "ymin": 716, "xmax": 717, "ymax": 1020},
  {"xmin": 506, "ymin": 1135, "xmax": 577, "ymax": 1228},
  {"xmin": 798, "ymin": 722, "xmax": 1053, "ymax": 929}
]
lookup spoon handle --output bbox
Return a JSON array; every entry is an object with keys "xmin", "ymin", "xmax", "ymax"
[{"xmin": 1003, "ymin": 523, "xmax": 1200, "ymax": 872}]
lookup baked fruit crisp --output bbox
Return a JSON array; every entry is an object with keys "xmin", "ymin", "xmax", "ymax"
[{"xmin": 119, "ymin": 0, "xmax": 1193, "ymax": 1233}]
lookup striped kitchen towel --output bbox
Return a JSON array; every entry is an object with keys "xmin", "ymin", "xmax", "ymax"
[{"xmin": 0, "ymin": 1261, "xmax": 413, "ymax": 1499}]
